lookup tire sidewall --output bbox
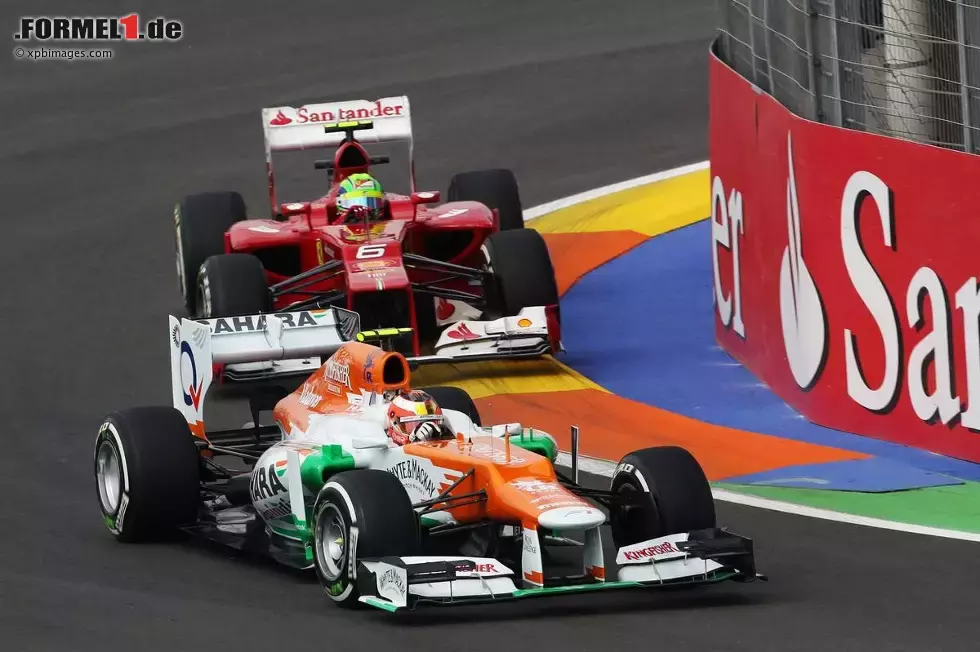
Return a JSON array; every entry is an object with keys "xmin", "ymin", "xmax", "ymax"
[
  {"xmin": 312, "ymin": 484, "xmax": 360, "ymax": 606},
  {"xmin": 94, "ymin": 419, "xmax": 133, "ymax": 538},
  {"xmin": 195, "ymin": 254, "xmax": 269, "ymax": 318},
  {"xmin": 174, "ymin": 202, "xmax": 190, "ymax": 305},
  {"xmin": 608, "ymin": 448, "xmax": 716, "ymax": 548},
  {"xmin": 93, "ymin": 407, "xmax": 201, "ymax": 543},
  {"xmin": 479, "ymin": 231, "xmax": 558, "ymax": 316},
  {"xmin": 197, "ymin": 261, "xmax": 214, "ymax": 317},
  {"xmin": 609, "ymin": 460, "xmax": 662, "ymax": 546},
  {"xmin": 479, "ymin": 240, "xmax": 502, "ymax": 314},
  {"xmin": 174, "ymin": 192, "xmax": 246, "ymax": 314}
]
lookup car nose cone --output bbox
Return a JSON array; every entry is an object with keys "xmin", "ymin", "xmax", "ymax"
[{"xmin": 537, "ymin": 505, "xmax": 605, "ymax": 530}]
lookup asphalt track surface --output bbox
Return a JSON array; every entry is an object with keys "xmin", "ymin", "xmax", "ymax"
[{"xmin": 1, "ymin": 1, "xmax": 978, "ymax": 650}]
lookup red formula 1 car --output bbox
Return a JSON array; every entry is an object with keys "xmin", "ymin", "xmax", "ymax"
[{"xmin": 173, "ymin": 96, "xmax": 561, "ymax": 381}]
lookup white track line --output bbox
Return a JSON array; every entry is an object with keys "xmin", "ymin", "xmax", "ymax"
[
  {"xmin": 533, "ymin": 162, "xmax": 980, "ymax": 543},
  {"xmin": 522, "ymin": 161, "xmax": 710, "ymax": 221},
  {"xmin": 556, "ymin": 451, "xmax": 980, "ymax": 542}
]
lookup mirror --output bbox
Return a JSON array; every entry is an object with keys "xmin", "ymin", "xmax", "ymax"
[
  {"xmin": 411, "ymin": 191, "xmax": 441, "ymax": 205},
  {"xmin": 279, "ymin": 201, "xmax": 310, "ymax": 217}
]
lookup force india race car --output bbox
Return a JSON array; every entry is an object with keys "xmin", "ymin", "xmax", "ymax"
[
  {"xmin": 93, "ymin": 308, "xmax": 764, "ymax": 612},
  {"xmin": 173, "ymin": 95, "xmax": 562, "ymax": 381}
]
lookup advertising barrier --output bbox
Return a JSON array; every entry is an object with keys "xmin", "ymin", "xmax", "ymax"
[{"xmin": 710, "ymin": 49, "xmax": 980, "ymax": 463}]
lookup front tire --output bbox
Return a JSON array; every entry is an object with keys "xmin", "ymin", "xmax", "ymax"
[
  {"xmin": 481, "ymin": 228, "xmax": 559, "ymax": 317},
  {"xmin": 94, "ymin": 407, "xmax": 201, "ymax": 542},
  {"xmin": 197, "ymin": 253, "xmax": 271, "ymax": 318},
  {"xmin": 174, "ymin": 191, "xmax": 247, "ymax": 314},
  {"xmin": 608, "ymin": 446, "xmax": 716, "ymax": 548},
  {"xmin": 312, "ymin": 470, "xmax": 421, "ymax": 608}
]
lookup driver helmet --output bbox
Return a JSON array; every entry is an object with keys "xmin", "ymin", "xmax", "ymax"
[
  {"xmin": 336, "ymin": 173, "xmax": 385, "ymax": 221},
  {"xmin": 386, "ymin": 389, "xmax": 453, "ymax": 445}
]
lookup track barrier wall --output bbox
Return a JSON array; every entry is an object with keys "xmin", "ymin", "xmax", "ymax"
[{"xmin": 709, "ymin": 40, "xmax": 980, "ymax": 464}]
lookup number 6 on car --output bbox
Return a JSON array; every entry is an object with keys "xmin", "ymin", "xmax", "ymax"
[{"xmin": 356, "ymin": 244, "xmax": 386, "ymax": 259}]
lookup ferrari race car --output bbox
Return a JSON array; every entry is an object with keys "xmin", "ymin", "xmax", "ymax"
[
  {"xmin": 93, "ymin": 309, "xmax": 765, "ymax": 612},
  {"xmin": 173, "ymin": 95, "xmax": 561, "ymax": 381}
]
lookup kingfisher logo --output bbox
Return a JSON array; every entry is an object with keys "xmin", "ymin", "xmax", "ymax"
[
  {"xmin": 778, "ymin": 134, "xmax": 828, "ymax": 390},
  {"xmin": 622, "ymin": 541, "xmax": 681, "ymax": 561}
]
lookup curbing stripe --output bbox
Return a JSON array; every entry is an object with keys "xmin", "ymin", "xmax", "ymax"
[
  {"xmin": 523, "ymin": 161, "xmax": 710, "ymax": 221},
  {"xmin": 533, "ymin": 163, "xmax": 980, "ymax": 544},
  {"xmin": 556, "ymin": 451, "xmax": 980, "ymax": 542}
]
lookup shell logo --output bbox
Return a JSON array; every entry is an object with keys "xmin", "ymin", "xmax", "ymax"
[{"xmin": 517, "ymin": 318, "xmax": 532, "ymax": 328}]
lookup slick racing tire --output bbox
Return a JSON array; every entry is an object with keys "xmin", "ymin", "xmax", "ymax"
[
  {"xmin": 174, "ymin": 191, "xmax": 247, "ymax": 315},
  {"xmin": 94, "ymin": 407, "xmax": 201, "ymax": 543},
  {"xmin": 312, "ymin": 470, "xmax": 421, "ymax": 608},
  {"xmin": 447, "ymin": 169, "xmax": 524, "ymax": 231},
  {"xmin": 423, "ymin": 385, "xmax": 482, "ymax": 426},
  {"xmin": 481, "ymin": 229, "xmax": 560, "ymax": 317},
  {"xmin": 197, "ymin": 253, "xmax": 271, "ymax": 318},
  {"xmin": 608, "ymin": 446, "xmax": 716, "ymax": 548}
]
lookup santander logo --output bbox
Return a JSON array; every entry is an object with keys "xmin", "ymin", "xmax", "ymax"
[
  {"xmin": 268, "ymin": 110, "xmax": 292, "ymax": 126},
  {"xmin": 436, "ymin": 298, "xmax": 455, "ymax": 321},
  {"xmin": 778, "ymin": 134, "xmax": 828, "ymax": 390}
]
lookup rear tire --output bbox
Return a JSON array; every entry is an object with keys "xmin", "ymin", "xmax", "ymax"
[
  {"xmin": 608, "ymin": 446, "xmax": 716, "ymax": 548},
  {"xmin": 197, "ymin": 253, "xmax": 271, "ymax": 318},
  {"xmin": 481, "ymin": 229, "xmax": 559, "ymax": 317},
  {"xmin": 94, "ymin": 407, "xmax": 201, "ymax": 543},
  {"xmin": 312, "ymin": 469, "xmax": 421, "ymax": 608},
  {"xmin": 423, "ymin": 385, "xmax": 482, "ymax": 426},
  {"xmin": 447, "ymin": 169, "xmax": 524, "ymax": 231},
  {"xmin": 174, "ymin": 191, "xmax": 247, "ymax": 314}
]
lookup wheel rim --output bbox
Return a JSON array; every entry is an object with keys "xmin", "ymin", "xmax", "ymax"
[
  {"xmin": 479, "ymin": 243, "xmax": 503, "ymax": 315},
  {"xmin": 316, "ymin": 503, "xmax": 348, "ymax": 581},
  {"xmin": 612, "ymin": 479, "xmax": 660, "ymax": 545},
  {"xmin": 480, "ymin": 243, "xmax": 493, "ymax": 273},
  {"xmin": 95, "ymin": 440, "xmax": 122, "ymax": 514},
  {"xmin": 197, "ymin": 271, "xmax": 212, "ymax": 317}
]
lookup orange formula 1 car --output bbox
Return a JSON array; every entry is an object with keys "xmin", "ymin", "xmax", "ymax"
[{"xmin": 93, "ymin": 308, "xmax": 764, "ymax": 611}]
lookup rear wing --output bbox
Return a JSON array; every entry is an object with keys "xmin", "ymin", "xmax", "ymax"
[
  {"xmin": 261, "ymin": 96, "xmax": 414, "ymax": 214},
  {"xmin": 168, "ymin": 304, "xmax": 561, "ymax": 439},
  {"xmin": 169, "ymin": 307, "xmax": 361, "ymax": 439}
]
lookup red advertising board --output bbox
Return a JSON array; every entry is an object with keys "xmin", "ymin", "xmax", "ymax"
[{"xmin": 710, "ymin": 50, "xmax": 980, "ymax": 463}]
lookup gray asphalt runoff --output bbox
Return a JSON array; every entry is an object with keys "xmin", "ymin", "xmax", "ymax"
[{"xmin": 0, "ymin": 1, "xmax": 976, "ymax": 650}]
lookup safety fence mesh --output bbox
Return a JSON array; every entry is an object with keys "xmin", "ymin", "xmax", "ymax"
[{"xmin": 715, "ymin": 0, "xmax": 980, "ymax": 153}]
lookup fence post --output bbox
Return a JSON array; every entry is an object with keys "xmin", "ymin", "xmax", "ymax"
[
  {"xmin": 749, "ymin": 0, "xmax": 760, "ymax": 86},
  {"xmin": 820, "ymin": 0, "xmax": 844, "ymax": 127},
  {"xmin": 956, "ymin": 0, "xmax": 974, "ymax": 153},
  {"xmin": 763, "ymin": 0, "xmax": 776, "ymax": 93},
  {"xmin": 802, "ymin": 0, "xmax": 825, "ymax": 123}
]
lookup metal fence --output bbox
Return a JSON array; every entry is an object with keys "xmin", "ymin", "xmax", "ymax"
[{"xmin": 715, "ymin": 0, "xmax": 980, "ymax": 153}]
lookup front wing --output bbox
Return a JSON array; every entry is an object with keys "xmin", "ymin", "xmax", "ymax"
[
  {"xmin": 355, "ymin": 529, "xmax": 764, "ymax": 612},
  {"xmin": 409, "ymin": 306, "xmax": 560, "ymax": 367},
  {"xmin": 220, "ymin": 306, "xmax": 559, "ymax": 381}
]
